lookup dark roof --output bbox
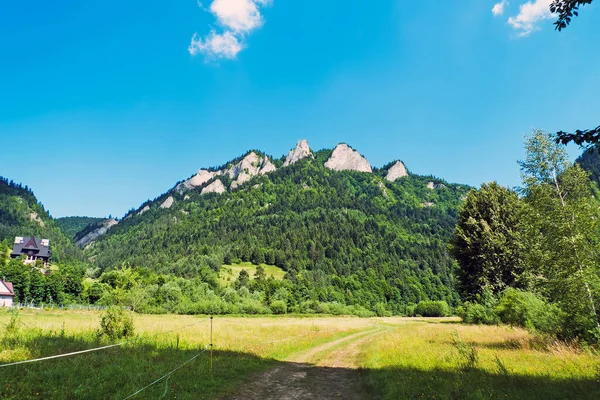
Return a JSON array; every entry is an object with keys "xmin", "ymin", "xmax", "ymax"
[
  {"xmin": 0, "ymin": 281, "xmax": 14, "ymax": 296},
  {"xmin": 11, "ymin": 236, "xmax": 50, "ymax": 259}
]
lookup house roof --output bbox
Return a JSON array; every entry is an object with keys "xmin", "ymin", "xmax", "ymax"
[
  {"xmin": 11, "ymin": 236, "xmax": 50, "ymax": 258},
  {"xmin": 0, "ymin": 281, "xmax": 14, "ymax": 296}
]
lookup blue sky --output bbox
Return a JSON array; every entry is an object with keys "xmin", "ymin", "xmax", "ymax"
[{"xmin": 1, "ymin": 0, "xmax": 599, "ymax": 218}]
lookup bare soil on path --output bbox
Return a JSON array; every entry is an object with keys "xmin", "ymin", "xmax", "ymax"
[{"xmin": 223, "ymin": 327, "xmax": 387, "ymax": 400}]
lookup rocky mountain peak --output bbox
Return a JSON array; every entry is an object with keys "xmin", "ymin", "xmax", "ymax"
[
  {"xmin": 324, "ymin": 143, "xmax": 372, "ymax": 173},
  {"xmin": 224, "ymin": 152, "xmax": 277, "ymax": 189},
  {"xmin": 283, "ymin": 139, "xmax": 312, "ymax": 167},
  {"xmin": 385, "ymin": 161, "xmax": 408, "ymax": 182}
]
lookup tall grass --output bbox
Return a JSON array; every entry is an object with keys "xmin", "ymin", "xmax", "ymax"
[{"xmin": 359, "ymin": 320, "xmax": 600, "ymax": 399}]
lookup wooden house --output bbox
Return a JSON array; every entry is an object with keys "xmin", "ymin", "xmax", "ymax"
[{"xmin": 10, "ymin": 236, "xmax": 51, "ymax": 267}]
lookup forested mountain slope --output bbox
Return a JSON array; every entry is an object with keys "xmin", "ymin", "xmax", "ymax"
[
  {"xmin": 56, "ymin": 216, "xmax": 104, "ymax": 239},
  {"xmin": 576, "ymin": 148, "xmax": 600, "ymax": 186},
  {"xmin": 86, "ymin": 143, "xmax": 471, "ymax": 311},
  {"xmin": 0, "ymin": 177, "xmax": 81, "ymax": 262}
]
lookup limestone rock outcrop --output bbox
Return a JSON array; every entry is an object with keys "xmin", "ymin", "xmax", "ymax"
[
  {"xmin": 138, "ymin": 205, "xmax": 150, "ymax": 216},
  {"xmin": 385, "ymin": 161, "xmax": 408, "ymax": 181},
  {"xmin": 177, "ymin": 170, "xmax": 215, "ymax": 192},
  {"xmin": 283, "ymin": 140, "xmax": 312, "ymax": 167},
  {"xmin": 324, "ymin": 144, "xmax": 372, "ymax": 173},
  {"xmin": 224, "ymin": 152, "xmax": 276, "ymax": 189},
  {"xmin": 29, "ymin": 212, "xmax": 45, "ymax": 227},
  {"xmin": 201, "ymin": 179, "xmax": 226, "ymax": 195},
  {"xmin": 76, "ymin": 218, "xmax": 118, "ymax": 247},
  {"xmin": 259, "ymin": 157, "xmax": 277, "ymax": 175},
  {"xmin": 160, "ymin": 196, "xmax": 174, "ymax": 209}
]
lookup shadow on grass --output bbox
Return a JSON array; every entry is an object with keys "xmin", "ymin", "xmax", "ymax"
[
  {"xmin": 0, "ymin": 334, "xmax": 279, "ymax": 400},
  {"xmin": 1, "ymin": 334, "xmax": 599, "ymax": 400},
  {"xmin": 360, "ymin": 365, "xmax": 600, "ymax": 400}
]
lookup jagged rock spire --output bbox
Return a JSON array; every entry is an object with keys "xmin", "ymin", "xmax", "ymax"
[
  {"xmin": 283, "ymin": 139, "xmax": 312, "ymax": 167},
  {"xmin": 324, "ymin": 143, "xmax": 372, "ymax": 173}
]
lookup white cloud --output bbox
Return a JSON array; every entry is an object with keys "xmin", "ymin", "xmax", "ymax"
[
  {"xmin": 492, "ymin": 1, "xmax": 508, "ymax": 16},
  {"xmin": 188, "ymin": 31, "xmax": 243, "ymax": 59},
  {"xmin": 189, "ymin": 0, "xmax": 271, "ymax": 60},
  {"xmin": 210, "ymin": 0, "xmax": 264, "ymax": 33},
  {"xmin": 507, "ymin": 0, "xmax": 554, "ymax": 36}
]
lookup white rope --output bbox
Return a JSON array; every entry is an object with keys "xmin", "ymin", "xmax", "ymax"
[
  {"xmin": 0, "ymin": 342, "xmax": 126, "ymax": 368},
  {"xmin": 0, "ymin": 318, "xmax": 209, "ymax": 368},
  {"xmin": 122, "ymin": 348, "xmax": 208, "ymax": 400}
]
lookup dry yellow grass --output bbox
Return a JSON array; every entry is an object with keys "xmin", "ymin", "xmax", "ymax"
[{"xmin": 0, "ymin": 309, "xmax": 377, "ymax": 361}]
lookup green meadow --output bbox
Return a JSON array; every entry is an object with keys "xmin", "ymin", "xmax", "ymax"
[{"xmin": 1, "ymin": 309, "xmax": 599, "ymax": 399}]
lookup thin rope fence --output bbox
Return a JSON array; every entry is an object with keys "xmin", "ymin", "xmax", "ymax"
[
  {"xmin": 122, "ymin": 348, "xmax": 209, "ymax": 400},
  {"xmin": 0, "ymin": 318, "xmax": 209, "ymax": 368},
  {"xmin": 1, "ymin": 315, "xmax": 349, "ymax": 398},
  {"xmin": 0, "ymin": 343, "xmax": 127, "ymax": 368}
]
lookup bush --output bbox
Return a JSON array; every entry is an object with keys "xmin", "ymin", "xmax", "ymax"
[
  {"xmin": 373, "ymin": 302, "xmax": 388, "ymax": 317},
  {"xmin": 99, "ymin": 307, "xmax": 135, "ymax": 340},
  {"xmin": 414, "ymin": 301, "xmax": 450, "ymax": 317},
  {"xmin": 495, "ymin": 288, "xmax": 564, "ymax": 335},
  {"xmin": 404, "ymin": 304, "xmax": 417, "ymax": 317},
  {"xmin": 270, "ymin": 300, "xmax": 287, "ymax": 314},
  {"xmin": 460, "ymin": 302, "xmax": 499, "ymax": 325}
]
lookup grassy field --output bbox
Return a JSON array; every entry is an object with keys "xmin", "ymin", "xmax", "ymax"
[
  {"xmin": 218, "ymin": 262, "xmax": 285, "ymax": 286},
  {"xmin": 0, "ymin": 310, "xmax": 599, "ymax": 399},
  {"xmin": 359, "ymin": 318, "xmax": 600, "ymax": 399}
]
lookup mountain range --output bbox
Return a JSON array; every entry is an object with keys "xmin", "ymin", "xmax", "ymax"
[{"xmin": 1, "ymin": 139, "xmax": 544, "ymax": 312}]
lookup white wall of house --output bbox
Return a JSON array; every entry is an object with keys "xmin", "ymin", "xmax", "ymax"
[{"xmin": 0, "ymin": 295, "xmax": 13, "ymax": 307}]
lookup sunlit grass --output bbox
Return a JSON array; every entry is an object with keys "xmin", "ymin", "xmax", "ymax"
[
  {"xmin": 358, "ymin": 320, "xmax": 600, "ymax": 399},
  {"xmin": 1, "ymin": 311, "xmax": 599, "ymax": 399},
  {"xmin": 219, "ymin": 262, "xmax": 286, "ymax": 286}
]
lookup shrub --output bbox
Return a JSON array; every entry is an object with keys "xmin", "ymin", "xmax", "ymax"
[
  {"xmin": 495, "ymin": 288, "xmax": 564, "ymax": 335},
  {"xmin": 460, "ymin": 302, "xmax": 499, "ymax": 325},
  {"xmin": 270, "ymin": 300, "xmax": 287, "ymax": 314},
  {"xmin": 99, "ymin": 307, "xmax": 135, "ymax": 340},
  {"xmin": 373, "ymin": 302, "xmax": 388, "ymax": 317},
  {"xmin": 404, "ymin": 304, "xmax": 417, "ymax": 317},
  {"xmin": 414, "ymin": 301, "xmax": 450, "ymax": 317}
]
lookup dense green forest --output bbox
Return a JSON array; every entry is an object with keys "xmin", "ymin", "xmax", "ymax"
[
  {"xmin": 56, "ymin": 216, "xmax": 104, "ymax": 239},
  {"xmin": 0, "ymin": 147, "xmax": 470, "ymax": 316},
  {"xmin": 4, "ymin": 136, "xmax": 598, "ymax": 339},
  {"xmin": 0, "ymin": 178, "xmax": 81, "ymax": 263},
  {"xmin": 86, "ymin": 149, "xmax": 470, "ymax": 314}
]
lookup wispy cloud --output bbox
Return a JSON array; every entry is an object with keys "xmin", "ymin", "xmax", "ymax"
[
  {"xmin": 188, "ymin": 31, "xmax": 243, "ymax": 59},
  {"xmin": 492, "ymin": 1, "xmax": 508, "ymax": 16},
  {"xmin": 189, "ymin": 0, "xmax": 272, "ymax": 60},
  {"xmin": 506, "ymin": 0, "xmax": 554, "ymax": 36}
]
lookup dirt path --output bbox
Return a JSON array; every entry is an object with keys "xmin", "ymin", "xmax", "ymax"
[{"xmin": 223, "ymin": 327, "xmax": 386, "ymax": 400}]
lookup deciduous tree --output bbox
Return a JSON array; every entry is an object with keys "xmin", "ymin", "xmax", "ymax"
[
  {"xmin": 519, "ymin": 130, "xmax": 600, "ymax": 340},
  {"xmin": 450, "ymin": 182, "xmax": 525, "ymax": 301}
]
